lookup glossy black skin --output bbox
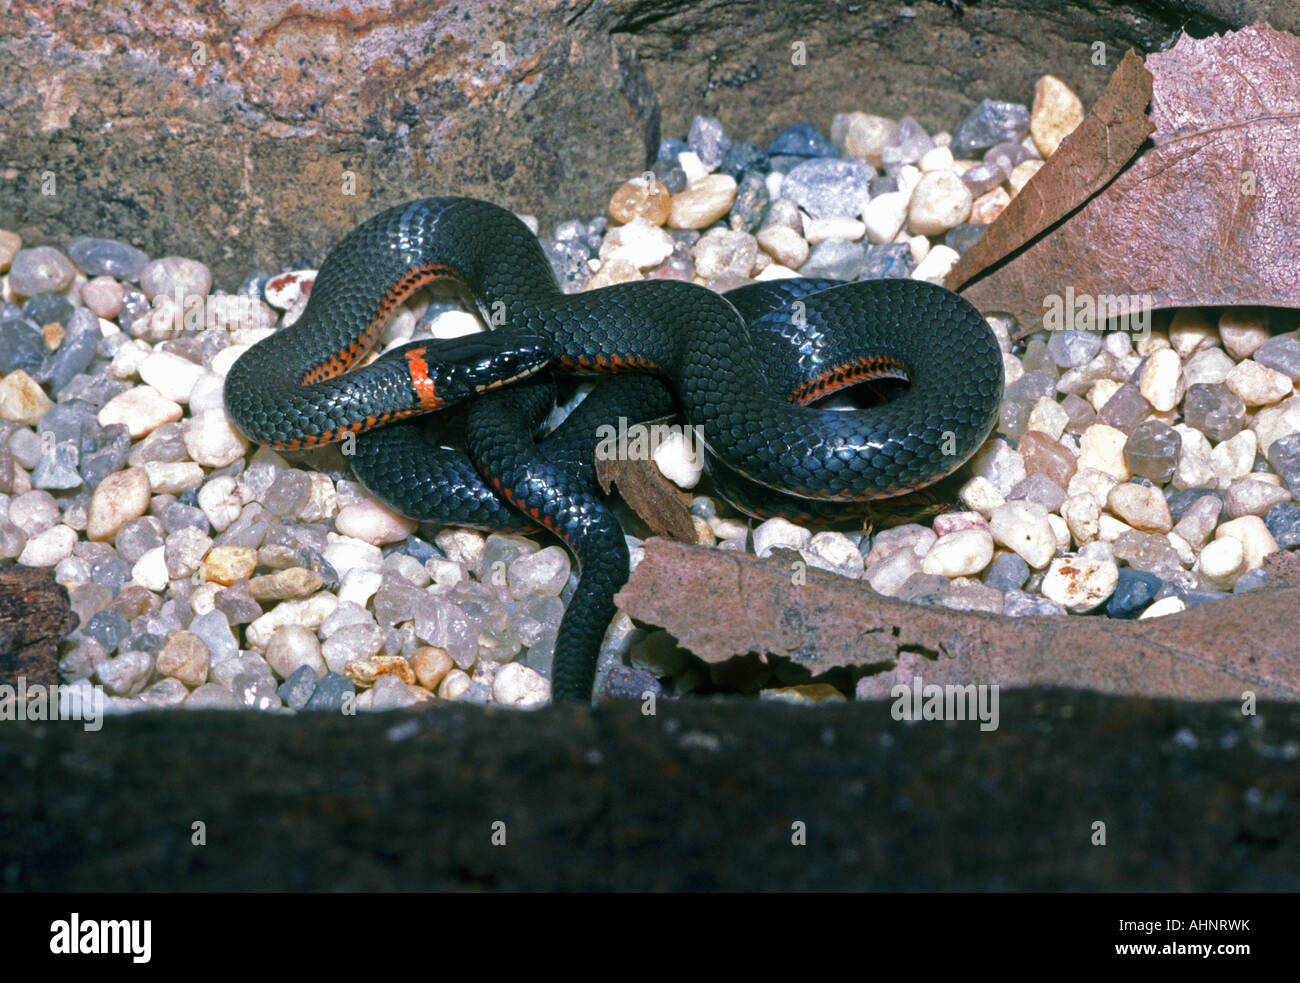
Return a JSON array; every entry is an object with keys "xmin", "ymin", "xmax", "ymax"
[{"xmin": 224, "ymin": 197, "xmax": 1005, "ymax": 700}]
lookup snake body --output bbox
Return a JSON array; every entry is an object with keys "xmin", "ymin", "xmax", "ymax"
[{"xmin": 224, "ymin": 196, "xmax": 1004, "ymax": 700}]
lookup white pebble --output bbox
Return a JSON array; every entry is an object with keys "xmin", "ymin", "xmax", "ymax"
[
  {"xmin": 1041, "ymin": 556, "xmax": 1118, "ymax": 612},
  {"xmin": 989, "ymin": 501, "xmax": 1057, "ymax": 568},
  {"xmin": 491, "ymin": 662, "xmax": 550, "ymax": 707},
  {"xmin": 753, "ymin": 517, "xmax": 811, "ymax": 558},
  {"xmin": 921, "ymin": 528, "xmax": 994, "ymax": 578},
  {"xmin": 1196, "ymin": 536, "xmax": 1245, "ymax": 590},
  {"xmin": 1138, "ymin": 596, "xmax": 1186, "ymax": 619},
  {"xmin": 861, "ymin": 192, "xmax": 909, "ymax": 244},
  {"xmin": 183, "ymin": 409, "xmax": 249, "ymax": 468},
  {"xmin": 652, "ymin": 430, "xmax": 703, "ymax": 489},
  {"xmin": 97, "ymin": 385, "xmax": 183, "ymax": 439},
  {"xmin": 132, "ymin": 545, "xmax": 170, "ymax": 591},
  {"xmin": 87, "ymin": 467, "xmax": 151, "ymax": 541},
  {"xmin": 246, "ymin": 593, "xmax": 339, "ymax": 650},
  {"xmin": 138, "ymin": 350, "xmax": 205, "ymax": 403},
  {"xmin": 17, "ymin": 523, "xmax": 77, "ymax": 566},
  {"xmin": 907, "ymin": 170, "xmax": 972, "ymax": 235},
  {"xmin": 142, "ymin": 461, "xmax": 204, "ymax": 494},
  {"xmin": 911, "ymin": 244, "xmax": 960, "ymax": 283},
  {"xmin": 1138, "ymin": 348, "xmax": 1182, "ymax": 412},
  {"xmin": 335, "ymin": 499, "xmax": 418, "ymax": 545}
]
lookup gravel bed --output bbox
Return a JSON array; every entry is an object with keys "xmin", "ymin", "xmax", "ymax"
[{"xmin": 2, "ymin": 74, "xmax": 1295, "ymax": 711}]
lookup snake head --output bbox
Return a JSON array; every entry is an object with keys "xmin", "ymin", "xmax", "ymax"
[{"xmin": 412, "ymin": 332, "xmax": 551, "ymax": 407}]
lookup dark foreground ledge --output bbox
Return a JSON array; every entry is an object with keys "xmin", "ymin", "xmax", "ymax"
[{"xmin": 2, "ymin": 691, "xmax": 1296, "ymax": 891}]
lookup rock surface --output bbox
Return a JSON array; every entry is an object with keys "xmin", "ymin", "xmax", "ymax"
[{"xmin": 3, "ymin": 1, "xmax": 1289, "ymax": 286}]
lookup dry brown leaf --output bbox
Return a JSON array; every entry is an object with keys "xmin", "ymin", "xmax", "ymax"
[
  {"xmin": 595, "ymin": 456, "xmax": 696, "ymax": 542},
  {"xmin": 615, "ymin": 538, "xmax": 1300, "ymax": 701},
  {"xmin": 944, "ymin": 49, "xmax": 1154, "ymax": 292},
  {"xmin": 956, "ymin": 24, "xmax": 1300, "ymax": 334}
]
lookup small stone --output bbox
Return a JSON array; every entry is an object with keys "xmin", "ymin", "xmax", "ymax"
[
  {"xmin": 246, "ymin": 593, "xmax": 338, "ymax": 651},
  {"xmin": 910, "ymin": 245, "xmax": 960, "ymax": 283},
  {"xmin": 202, "ymin": 545, "xmax": 259, "ymax": 585},
  {"xmin": 250, "ymin": 567, "xmax": 323, "ymax": 602},
  {"xmin": 303, "ymin": 672, "xmax": 355, "ymax": 712},
  {"xmin": 1182, "ymin": 383, "xmax": 1245, "ymax": 443},
  {"xmin": 67, "ymin": 236, "xmax": 150, "ymax": 278},
  {"xmin": 97, "ymin": 386, "xmax": 183, "ymax": 439},
  {"xmin": 1105, "ymin": 569, "xmax": 1163, "ymax": 618},
  {"xmin": 1225, "ymin": 478, "xmax": 1288, "ymax": 518},
  {"xmin": 345, "ymin": 654, "xmax": 416, "ymax": 688},
  {"xmin": 138, "ymin": 255, "xmax": 212, "ymax": 302},
  {"xmin": 322, "ymin": 622, "xmax": 386, "ymax": 674},
  {"xmin": 7, "ymin": 246, "xmax": 77, "ymax": 295},
  {"xmin": 692, "ymin": 228, "xmax": 758, "ymax": 279},
  {"xmin": 0, "ymin": 370, "xmax": 53, "ymax": 425},
  {"xmin": 1214, "ymin": 515, "xmax": 1278, "ymax": 571},
  {"xmin": 907, "ymin": 171, "xmax": 972, "ymax": 235},
  {"xmin": 1122, "ymin": 420, "xmax": 1180, "ymax": 483},
  {"xmin": 668, "ymin": 175, "xmax": 737, "ymax": 230},
  {"xmin": 841, "ymin": 113, "xmax": 893, "ymax": 168},
  {"xmin": 1138, "ymin": 596, "xmax": 1187, "ymax": 619},
  {"xmin": 1018, "ymin": 430, "xmax": 1077, "ymax": 488},
  {"xmin": 0, "ymin": 230, "xmax": 20, "ymax": 271},
  {"xmin": 805, "ymin": 531, "xmax": 865, "ymax": 579},
  {"xmin": 599, "ymin": 218, "xmax": 674, "ymax": 270},
  {"xmin": 1007, "ymin": 473, "xmax": 1066, "ymax": 513},
  {"xmin": 507, "ymin": 546, "xmax": 570, "ymax": 599},
  {"xmin": 1030, "ymin": 75, "xmax": 1084, "ymax": 157},
  {"xmin": 921, "ymin": 528, "xmax": 994, "ymax": 578},
  {"xmin": 1167, "ymin": 308, "xmax": 1218, "ymax": 359},
  {"xmin": 718, "ymin": 140, "xmax": 769, "ymax": 180},
  {"xmin": 802, "ymin": 215, "xmax": 865, "ymax": 244},
  {"xmin": 1002, "ymin": 589, "xmax": 1068, "ymax": 617},
  {"xmin": 969, "ymin": 186, "xmax": 1011, "ymax": 224},
  {"xmin": 880, "ymin": 116, "xmax": 934, "ymax": 175},
  {"xmin": 17, "ymin": 523, "xmax": 77, "ymax": 567},
  {"xmin": 278, "ymin": 665, "xmax": 320, "ymax": 710},
  {"xmin": 491, "ymin": 662, "xmax": 550, "ymax": 706},
  {"xmin": 156, "ymin": 630, "xmax": 211, "ymax": 687},
  {"xmin": 1253, "ymin": 336, "xmax": 1300, "ymax": 382},
  {"xmin": 1182, "ymin": 347, "xmax": 1236, "ymax": 387},
  {"xmin": 861, "ymin": 192, "xmax": 909, "ymax": 244},
  {"xmin": 1096, "ymin": 384, "xmax": 1147, "ymax": 433},
  {"xmin": 1225, "ymin": 359, "xmax": 1292, "ymax": 407},
  {"xmin": 989, "ymin": 501, "xmax": 1057, "ymax": 569},
  {"xmin": 1195, "ymin": 536, "xmax": 1245, "ymax": 590},
  {"xmin": 983, "ymin": 550, "xmax": 1030, "ymax": 590},
  {"xmin": 412, "ymin": 646, "xmax": 454, "ymax": 691},
  {"xmin": 334, "ymin": 499, "xmax": 418, "ymax": 545},
  {"xmin": 138, "ymin": 350, "xmax": 205, "ymax": 403},
  {"xmin": 860, "ymin": 242, "xmax": 915, "ymax": 279},
  {"xmin": 1138, "ymin": 348, "xmax": 1182, "ymax": 412},
  {"xmin": 1078, "ymin": 424, "xmax": 1130, "ymax": 480},
  {"xmin": 1210, "ymin": 429, "xmax": 1257, "ymax": 487},
  {"xmin": 756, "ymin": 225, "xmax": 809, "ymax": 268},
  {"xmin": 1107, "ymin": 482, "xmax": 1172, "ymax": 532},
  {"xmin": 1172, "ymin": 494, "xmax": 1223, "ymax": 548},
  {"xmin": 608, "ymin": 178, "xmax": 672, "ymax": 226},
  {"xmin": 779, "ymin": 158, "xmax": 874, "ymax": 219},
  {"xmin": 1264, "ymin": 501, "xmax": 1300, "ymax": 549},
  {"xmin": 96, "ymin": 649, "xmax": 154, "ymax": 696},
  {"xmin": 86, "ymin": 467, "xmax": 151, "ymax": 541},
  {"xmin": 164, "ymin": 525, "xmax": 213, "ymax": 579},
  {"xmin": 1218, "ymin": 308, "xmax": 1270, "ymax": 360},
  {"xmin": 1041, "ymin": 555, "xmax": 1118, "ymax": 612},
  {"xmin": 798, "ymin": 238, "xmax": 864, "ymax": 280},
  {"xmin": 951, "ymin": 99, "xmax": 1031, "ymax": 155},
  {"xmin": 767, "ymin": 122, "xmax": 837, "ymax": 159},
  {"xmin": 753, "ymin": 517, "xmax": 811, "ymax": 558}
]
